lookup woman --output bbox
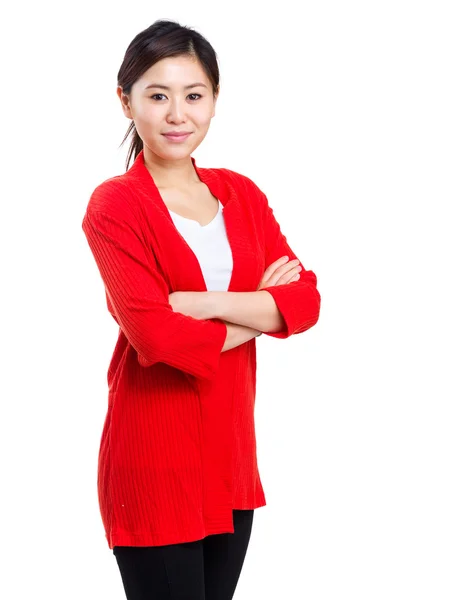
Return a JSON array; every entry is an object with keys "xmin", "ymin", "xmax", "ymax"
[{"xmin": 82, "ymin": 18, "xmax": 321, "ymax": 600}]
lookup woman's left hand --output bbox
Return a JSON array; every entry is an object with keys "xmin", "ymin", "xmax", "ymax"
[{"xmin": 168, "ymin": 291, "xmax": 213, "ymax": 320}]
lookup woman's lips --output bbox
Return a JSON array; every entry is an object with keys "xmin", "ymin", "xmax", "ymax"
[{"xmin": 162, "ymin": 133, "xmax": 192, "ymax": 143}]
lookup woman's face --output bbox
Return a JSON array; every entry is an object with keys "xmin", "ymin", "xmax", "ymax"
[{"xmin": 118, "ymin": 55, "xmax": 218, "ymax": 161}]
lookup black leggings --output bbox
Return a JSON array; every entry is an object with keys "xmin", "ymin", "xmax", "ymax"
[{"xmin": 113, "ymin": 509, "xmax": 254, "ymax": 600}]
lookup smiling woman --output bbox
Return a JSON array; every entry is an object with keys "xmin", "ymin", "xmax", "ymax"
[
  {"xmin": 116, "ymin": 26, "xmax": 220, "ymax": 175},
  {"xmin": 117, "ymin": 55, "xmax": 217, "ymax": 168},
  {"xmin": 81, "ymin": 17, "xmax": 320, "ymax": 600}
]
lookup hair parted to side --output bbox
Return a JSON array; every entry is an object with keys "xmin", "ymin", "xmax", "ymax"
[{"xmin": 117, "ymin": 19, "xmax": 220, "ymax": 171}]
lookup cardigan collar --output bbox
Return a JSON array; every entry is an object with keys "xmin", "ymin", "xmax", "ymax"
[
  {"xmin": 118, "ymin": 149, "xmax": 260, "ymax": 296},
  {"xmin": 124, "ymin": 149, "xmax": 233, "ymax": 219}
]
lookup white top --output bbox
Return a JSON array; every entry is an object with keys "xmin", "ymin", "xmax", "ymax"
[{"xmin": 167, "ymin": 199, "xmax": 234, "ymax": 291}]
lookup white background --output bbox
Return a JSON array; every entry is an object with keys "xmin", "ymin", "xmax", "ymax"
[{"xmin": 1, "ymin": 1, "xmax": 456, "ymax": 598}]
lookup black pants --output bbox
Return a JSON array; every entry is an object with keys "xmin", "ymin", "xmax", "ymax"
[{"xmin": 113, "ymin": 509, "xmax": 254, "ymax": 600}]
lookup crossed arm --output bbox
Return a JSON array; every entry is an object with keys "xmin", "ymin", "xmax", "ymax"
[
  {"xmin": 167, "ymin": 188, "xmax": 321, "ymax": 340},
  {"xmin": 168, "ymin": 290, "xmax": 286, "ymax": 334},
  {"xmin": 83, "ymin": 182, "xmax": 319, "ymax": 377}
]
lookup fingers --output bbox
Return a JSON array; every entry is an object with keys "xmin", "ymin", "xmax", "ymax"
[
  {"xmin": 259, "ymin": 256, "xmax": 302, "ymax": 289},
  {"xmin": 269, "ymin": 259, "xmax": 302, "ymax": 285},
  {"xmin": 262, "ymin": 256, "xmax": 290, "ymax": 281}
]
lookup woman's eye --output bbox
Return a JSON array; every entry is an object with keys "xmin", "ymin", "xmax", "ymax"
[{"xmin": 150, "ymin": 93, "xmax": 202, "ymax": 101}]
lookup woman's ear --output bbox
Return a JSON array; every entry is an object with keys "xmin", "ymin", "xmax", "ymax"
[
  {"xmin": 117, "ymin": 86, "xmax": 133, "ymax": 119},
  {"xmin": 212, "ymin": 86, "xmax": 220, "ymax": 118}
]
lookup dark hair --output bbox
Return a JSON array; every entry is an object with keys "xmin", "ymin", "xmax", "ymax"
[{"xmin": 117, "ymin": 19, "xmax": 220, "ymax": 171}]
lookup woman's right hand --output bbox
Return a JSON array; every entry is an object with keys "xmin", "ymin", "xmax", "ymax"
[{"xmin": 257, "ymin": 256, "xmax": 302, "ymax": 290}]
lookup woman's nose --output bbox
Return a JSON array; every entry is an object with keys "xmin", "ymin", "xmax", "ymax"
[{"xmin": 167, "ymin": 99, "xmax": 186, "ymax": 121}]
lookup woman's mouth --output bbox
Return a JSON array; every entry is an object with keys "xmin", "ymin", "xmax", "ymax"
[{"xmin": 162, "ymin": 132, "xmax": 192, "ymax": 143}]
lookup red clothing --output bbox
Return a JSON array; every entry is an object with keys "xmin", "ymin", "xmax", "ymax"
[{"xmin": 81, "ymin": 149, "xmax": 320, "ymax": 549}]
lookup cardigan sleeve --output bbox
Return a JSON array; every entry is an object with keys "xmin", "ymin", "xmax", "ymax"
[
  {"xmin": 81, "ymin": 206, "xmax": 228, "ymax": 380},
  {"xmin": 257, "ymin": 189, "xmax": 321, "ymax": 339}
]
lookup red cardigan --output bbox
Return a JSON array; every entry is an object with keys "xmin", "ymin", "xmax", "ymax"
[{"xmin": 82, "ymin": 149, "xmax": 320, "ymax": 549}]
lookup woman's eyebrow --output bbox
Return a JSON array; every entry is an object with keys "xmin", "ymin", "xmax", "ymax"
[{"xmin": 144, "ymin": 82, "xmax": 208, "ymax": 90}]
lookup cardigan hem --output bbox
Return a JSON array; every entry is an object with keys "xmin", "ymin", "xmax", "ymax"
[
  {"xmin": 107, "ymin": 501, "xmax": 267, "ymax": 549},
  {"xmin": 108, "ymin": 524, "xmax": 232, "ymax": 550}
]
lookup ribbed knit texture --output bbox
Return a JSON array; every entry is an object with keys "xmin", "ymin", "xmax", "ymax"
[{"xmin": 81, "ymin": 150, "xmax": 321, "ymax": 548}]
